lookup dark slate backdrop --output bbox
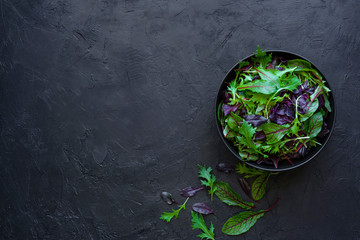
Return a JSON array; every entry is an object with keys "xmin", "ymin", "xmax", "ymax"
[{"xmin": 1, "ymin": 0, "xmax": 359, "ymax": 239}]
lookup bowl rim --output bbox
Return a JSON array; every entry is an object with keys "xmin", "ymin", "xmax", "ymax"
[{"xmin": 215, "ymin": 50, "xmax": 336, "ymax": 172}]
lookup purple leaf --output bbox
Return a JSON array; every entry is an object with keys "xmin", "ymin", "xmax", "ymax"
[
  {"xmin": 298, "ymin": 144, "xmax": 309, "ymax": 156},
  {"xmin": 317, "ymin": 122, "xmax": 330, "ymax": 138},
  {"xmin": 160, "ymin": 192, "xmax": 177, "ymax": 205},
  {"xmin": 317, "ymin": 95, "xmax": 325, "ymax": 111},
  {"xmin": 216, "ymin": 163, "xmax": 235, "ymax": 173},
  {"xmin": 254, "ymin": 131, "xmax": 266, "ymax": 140},
  {"xmin": 266, "ymin": 59, "xmax": 277, "ymax": 69},
  {"xmin": 237, "ymin": 177, "xmax": 257, "ymax": 202},
  {"xmin": 222, "ymin": 104, "xmax": 241, "ymax": 116},
  {"xmin": 180, "ymin": 186, "xmax": 204, "ymax": 198},
  {"xmin": 244, "ymin": 114, "xmax": 268, "ymax": 127},
  {"xmin": 222, "ymin": 90, "xmax": 231, "ymax": 103},
  {"xmin": 192, "ymin": 203, "xmax": 214, "ymax": 215},
  {"xmin": 269, "ymin": 99, "xmax": 295, "ymax": 125}
]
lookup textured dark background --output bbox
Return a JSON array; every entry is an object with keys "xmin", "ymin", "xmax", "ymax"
[{"xmin": 1, "ymin": 0, "xmax": 360, "ymax": 239}]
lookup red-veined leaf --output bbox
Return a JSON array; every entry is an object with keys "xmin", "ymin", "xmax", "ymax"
[
  {"xmin": 260, "ymin": 123, "xmax": 289, "ymax": 144},
  {"xmin": 222, "ymin": 198, "xmax": 279, "ymax": 235},
  {"xmin": 251, "ymin": 173, "xmax": 270, "ymax": 201},
  {"xmin": 307, "ymin": 112, "xmax": 323, "ymax": 138},
  {"xmin": 214, "ymin": 181, "xmax": 254, "ymax": 210}
]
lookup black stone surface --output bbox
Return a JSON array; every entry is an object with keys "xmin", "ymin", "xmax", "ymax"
[{"xmin": 1, "ymin": 1, "xmax": 359, "ymax": 239}]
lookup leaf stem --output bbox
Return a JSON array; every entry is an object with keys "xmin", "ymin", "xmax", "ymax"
[
  {"xmin": 279, "ymin": 149, "xmax": 294, "ymax": 165},
  {"xmin": 265, "ymin": 197, "xmax": 280, "ymax": 212},
  {"xmin": 264, "ymin": 88, "xmax": 283, "ymax": 118}
]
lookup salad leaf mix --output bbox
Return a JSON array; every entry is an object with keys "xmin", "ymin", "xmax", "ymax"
[{"xmin": 218, "ymin": 47, "xmax": 332, "ymax": 168}]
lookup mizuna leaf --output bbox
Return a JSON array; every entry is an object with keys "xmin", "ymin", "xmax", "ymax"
[
  {"xmin": 191, "ymin": 211, "xmax": 215, "ymax": 240},
  {"xmin": 251, "ymin": 173, "xmax": 270, "ymax": 201},
  {"xmin": 239, "ymin": 120, "xmax": 256, "ymax": 140},
  {"xmin": 198, "ymin": 165, "xmax": 217, "ymax": 201},
  {"xmin": 213, "ymin": 181, "xmax": 254, "ymax": 209},
  {"xmin": 160, "ymin": 198, "xmax": 189, "ymax": 223},
  {"xmin": 222, "ymin": 198, "xmax": 279, "ymax": 235},
  {"xmin": 307, "ymin": 112, "xmax": 323, "ymax": 138},
  {"xmin": 252, "ymin": 46, "xmax": 272, "ymax": 68},
  {"xmin": 260, "ymin": 123, "xmax": 289, "ymax": 144},
  {"xmin": 192, "ymin": 203, "xmax": 214, "ymax": 215},
  {"xmin": 235, "ymin": 163, "xmax": 266, "ymax": 178},
  {"xmin": 238, "ymin": 80, "xmax": 277, "ymax": 94}
]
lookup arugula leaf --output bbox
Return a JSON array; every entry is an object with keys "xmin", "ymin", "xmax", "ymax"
[
  {"xmin": 198, "ymin": 165, "xmax": 217, "ymax": 201},
  {"xmin": 307, "ymin": 112, "xmax": 323, "ymax": 138},
  {"xmin": 191, "ymin": 211, "xmax": 215, "ymax": 240},
  {"xmin": 260, "ymin": 123, "xmax": 289, "ymax": 144},
  {"xmin": 160, "ymin": 197, "xmax": 189, "ymax": 223},
  {"xmin": 235, "ymin": 163, "xmax": 266, "ymax": 178},
  {"xmin": 214, "ymin": 181, "xmax": 254, "ymax": 209},
  {"xmin": 251, "ymin": 173, "xmax": 271, "ymax": 201},
  {"xmin": 221, "ymin": 198, "xmax": 279, "ymax": 235}
]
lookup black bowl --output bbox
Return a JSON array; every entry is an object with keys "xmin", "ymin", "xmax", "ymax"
[{"xmin": 215, "ymin": 50, "xmax": 336, "ymax": 172}]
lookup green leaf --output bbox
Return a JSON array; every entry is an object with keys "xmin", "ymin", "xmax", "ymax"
[
  {"xmin": 160, "ymin": 198, "xmax": 189, "ymax": 223},
  {"xmin": 235, "ymin": 163, "xmax": 266, "ymax": 178},
  {"xmin": 307, "ymin": 112, "xmax": 323, "ymax": 138},
  {"xmin": 260, "ymin": 123, "xmax": 289, "ymax": 144},
  {"xmin": 222, "ymin": 210, "xmax": 266, "ymax": 235},
  {"xmin": 238, "ymin": 80, "xmax": 277, "ymax": 94},
  {"xmin": 255, "ymin": 67, "xmax": 296, "ymax": 88},
  {"xmin": 290, "ymin": 118, "xmax": 301, "ymax": 135},
  {"xmin": 214, "ymin": 181, "xmax": 254, "ymax": 209},
  {"xmin": 300, "ymin": 98, "xmax": 319, "ymax": 122},
  {"xmin": 237, "ymin": 60, "xmax": 250, "ymax": 69},
  {"xmin": 250, "ymin": 93, "xmax": 271, "ymax": 105},
  {"xmin": 223, "ymin": 125, "xmax": 235, "ymax": 138},
  {"xmin": 251, "ymin": 173, "xmax": 270, "ymax": 201},
  {"xmin": 239, "ymin": 120, "xmax": 256, "ymax": 139},
  {"xmin": 222, "ymin": 198, "xmax": 280, "ymax": 235},
  {"xmin": 252, "ymin": 46, "xmax": 272, "ymax": 68},
  {"xmin": 323, "ymin": 94, "xmax": 332, "ymax": 112},
  {"xmin": 191, "ymin": 212, "xmax": 215, "ymax": 240},
  {"xmin": 287, "ymin": 59, "xmax": 311, "ymax": 69},
  {"xmin": 239, "ymin": 151, "xmax": 259, "ymax": 161},
  {"xmin": 280, "ymin": 74, "xmax": 301, "ymax": 92},
  {"xmin": 198, "ymin": 165, "xmax": 217, "ymax": 201}
]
